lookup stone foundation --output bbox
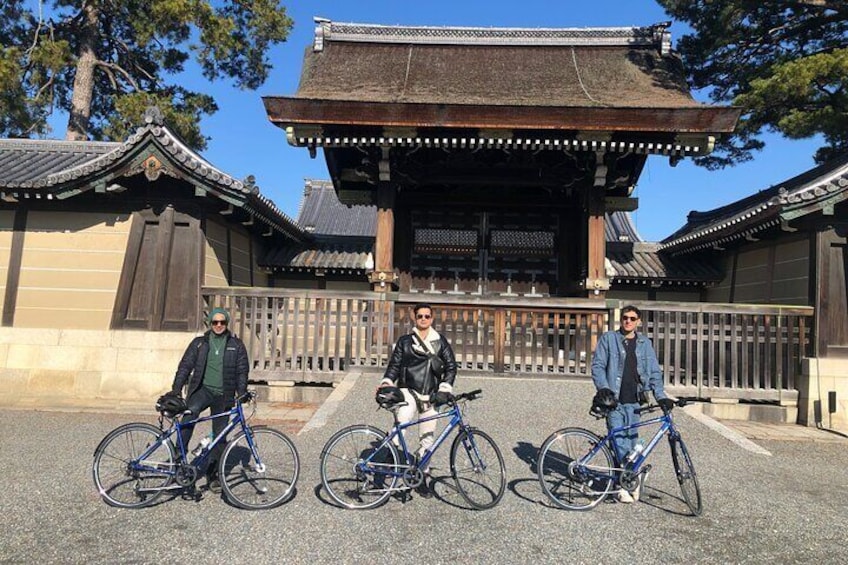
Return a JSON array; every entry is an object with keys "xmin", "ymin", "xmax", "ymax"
[
  {"xmin": 0, "ymin": 328, "xmax": 192, "ymax": 404},
  {"xmin": 798, "ymin": 357, "xmax": 848, "ymax": 433}
]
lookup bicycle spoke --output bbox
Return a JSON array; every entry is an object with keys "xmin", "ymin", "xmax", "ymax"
[
  {"xmin": 220, "ymin": 427, "xmax": 300, "ymax": 510},
  {"xmin": 92, "ymin": 423, "xmax": 175, "ymax": 509},
  {"xmin": 538, "ymin": 428, "xmax": 614, "ymax": 510},
  {"xmin": 320, "ymin": 425, "xmax": 399, "ymax": 509},
  {"xmin": 450, "ymin": 429, "xmax": 506, "ymax": 510}
]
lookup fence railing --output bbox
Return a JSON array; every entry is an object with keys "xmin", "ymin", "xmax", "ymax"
[
  {"xmin": 202, "ymin": 288, "xmax": 813, "ymax": 402},
  {"xmin": 625, "ymin": 301, "xmax": 812, "ymax": 403}
]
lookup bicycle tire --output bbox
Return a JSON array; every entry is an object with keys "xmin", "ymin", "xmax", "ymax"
[
  {"xmin": 92, "ymin": 422, "xmax": 175, "ymax": 509},
  {"xmin": 319, "ymin": 425, "xmax": 400, "ymax": 510},
  {"xmin": 669, "ymin": 435, "xmax": 702, "ymax": 516},
  {"xmin": 219, "ymin": 426, "xmax": 300, "ymax": 510},
  {"xmin": 537, "ymin": 427, "xmax": 615, "ymax": 510},
  {"xmin": 449, "ymin": 428, "xmax": 506, "ymax": 510}
]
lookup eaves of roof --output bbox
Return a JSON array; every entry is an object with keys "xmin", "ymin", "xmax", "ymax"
[
  {"xmin": 661, "ymin": 152, "xmax": 848, "ymax": 254},
  {"xmin": 0, "ymin": 109, "xmax": 305, "ymax": 242}
]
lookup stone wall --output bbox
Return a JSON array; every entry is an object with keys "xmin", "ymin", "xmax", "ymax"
[{"xmin": 0, "ymin": 327, "xmax": 192, "ymax": 404}]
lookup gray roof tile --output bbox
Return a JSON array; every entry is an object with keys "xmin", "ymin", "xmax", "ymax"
[{"xmin": 0, "ymin": 139, "xmax": 117, "ymax": 187}]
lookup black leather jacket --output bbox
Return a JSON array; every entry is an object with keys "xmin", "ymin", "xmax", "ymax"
[
  {"xmin": 172, "ymin": 330, "xmax": 249, "ymax": 403},
  {"xmin": 383, "ymin": 333, "xmax": 457, "ymax": 395}
]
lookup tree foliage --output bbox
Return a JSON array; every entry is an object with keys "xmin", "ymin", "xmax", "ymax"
[
  {"xmin": 658, "ymin": 0, "xmax": 848, "ymax": 168},
  {"xmin": 0, "ymin": 0, "xmax": 292, "ymax": 150}
]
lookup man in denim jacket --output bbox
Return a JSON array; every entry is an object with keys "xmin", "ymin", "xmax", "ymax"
[{"xmin": 591, "ymin": 305, "xmax": 671, "ymax": 503}]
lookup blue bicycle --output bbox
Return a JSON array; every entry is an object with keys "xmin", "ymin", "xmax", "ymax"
[
  {"xmin": 319, "ymin": 389, "xmax": 506, "ymax": 510},
  {"xmin": 92, "ymin": 391, "xmax": 300, "ymax": 510},
  {"xmin": 537, "ymin": 398, "xmax": 702, "ymax": 515}
]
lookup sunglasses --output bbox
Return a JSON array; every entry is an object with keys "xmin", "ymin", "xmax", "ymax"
[
  {"xmin": 621, "ymin": 315, "xmax": 639, "ymax": 322},
  {"xmin": 416, "ymin": 314, "xmax": 432, "ymax": 320},
  {"xmin": 211, "ymin": 320, "xmax": 228, "ymax": 326}
]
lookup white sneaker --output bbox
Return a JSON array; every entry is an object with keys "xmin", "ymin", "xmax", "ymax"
[
  {"xmin": 617, "ymin": 489, "xmax": 634, "ymax": 504},
  {"xmin": 631, "ymin": 483, "xmax": 641, "ymax": 503}
]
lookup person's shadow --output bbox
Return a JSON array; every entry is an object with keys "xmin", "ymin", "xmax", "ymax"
[{"xmin": 508, "ymin": 441, "xmax": 547, "ymax": 505}]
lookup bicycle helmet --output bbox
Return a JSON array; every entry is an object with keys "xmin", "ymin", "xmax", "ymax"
[
  {"xmin": 375, "ymin": 385, "xmax": 404, "ymax": 410},
  {"xmin": 590, "ymin": 388, "xmax": 618, "ymax": 416},
  {"xmin": 156, "ymin": 392, "xmax": 187, "ymax": 418}
]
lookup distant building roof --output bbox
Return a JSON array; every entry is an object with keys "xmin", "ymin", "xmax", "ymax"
[
  {"xmin": 662, "ymin": 152, "xmax": 848, "ymax": 254},
  {"xmin": 607, "ymin": 241, "xmax": 722, "ymax": 285},
  {"xmin": 296, "ymin": 179, "xmax": 376, "ymax": 236}
]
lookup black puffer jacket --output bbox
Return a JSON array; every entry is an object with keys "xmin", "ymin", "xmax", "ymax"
[
  {"xmin": 383, "ymin": 333, "xmax": 457, "ymax": 396},
  {"xmin": 172, "ymin": 330, "xmax": 249, "ymax": 403}
]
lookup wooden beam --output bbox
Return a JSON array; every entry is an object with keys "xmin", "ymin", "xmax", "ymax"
[{"xmin": 264, "ymin": 97, "xmax": 741, "ymax": 133}]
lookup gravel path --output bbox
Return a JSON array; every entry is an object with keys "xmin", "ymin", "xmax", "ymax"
[{"xmin": 2, "ymin": 373, "xmax": 846, "ymax": 564}]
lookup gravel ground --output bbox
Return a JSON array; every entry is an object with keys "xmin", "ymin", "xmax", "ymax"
[{"xmin": 1, "ymin": 374, "xmax": 846, "ymax": 565}]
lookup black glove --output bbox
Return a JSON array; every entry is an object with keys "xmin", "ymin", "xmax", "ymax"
[
  {"xmin": 432, "ymin": 390, "xmax": 455, "ymax": 406},
  {"xmin": 658, "ymin": 397, "xmax": 676, "ymax": 412}
]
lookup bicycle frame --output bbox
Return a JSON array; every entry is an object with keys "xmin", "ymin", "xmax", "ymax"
[
  {"xmin": 133, "ymin": 399, "xmax": 258, "ymax": 480},
  {"xmin": 358, "ymin": 402, "xmax": 468, "ymax": 486},
  {"xmin": 580, "ymin": 408, "xmax": 679, "ymax": 481}
]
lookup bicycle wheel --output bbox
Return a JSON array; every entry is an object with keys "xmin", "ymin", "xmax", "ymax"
[
  {"xmin": 92, "ymin": 422, "xmax": 175, "ymax": 508},
  {"xmin": 449, "ymin": 428, "xmax": 506, "ymax": 510},
  {"xmin": 538, "ymin": 427, "xmax": 615, "ymax": 510},
  {"xmin": 669, "ymin": 435, "xmax": 702, "ymax": 516},
  {"xmin": 219, "ymin": 426, "xmax": 300, "ymax": 510},
  {"xmin": 320, "ymin": 425, "xmax": 400, "ymax": 509}
]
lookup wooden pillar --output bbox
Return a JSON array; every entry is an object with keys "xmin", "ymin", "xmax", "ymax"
[
  {"xmin": 370, "ymin": 180, "xmax": 397, "ymax": 290},
  {"xmin": 585, "ymin": 188, "xmax": 609, "ymax": 299},
  {"xmin": 2, "ymin": 207, "xmax": 27, "ymax": 327}
]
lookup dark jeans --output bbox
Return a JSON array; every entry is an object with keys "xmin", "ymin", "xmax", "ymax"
[{"xmin": 180, "ymin": 386, "xmax": 230, "ymax": 476}]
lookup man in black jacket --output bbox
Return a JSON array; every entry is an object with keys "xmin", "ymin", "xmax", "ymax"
[
  {"xmin": 378, "ymin": 303, "xmax": 457, "ymax": 498},
  {"xmin": 171, "ymin": 307, "xmax": 249, "ymax": 492}
]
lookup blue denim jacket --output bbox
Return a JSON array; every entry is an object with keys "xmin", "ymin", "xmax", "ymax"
[{"xmin": 591, "ymin": 330, "xmax": 667, "ymax": 401}]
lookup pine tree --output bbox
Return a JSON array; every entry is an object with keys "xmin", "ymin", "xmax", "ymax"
[
  {"xmin": 0, "ymin": 0, "xmax": 292, "ymax": 150},
  {"xmin": 658, "ymin": 0, "xmax": 848, "ymax": 167}
]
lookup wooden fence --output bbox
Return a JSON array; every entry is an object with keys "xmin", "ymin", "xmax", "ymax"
[{"xmin": 203, "ymin": 288, "xmax": 813, "ymax": 402}]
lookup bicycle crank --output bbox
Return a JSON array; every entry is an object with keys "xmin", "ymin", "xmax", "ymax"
[{"xmin": 402, "ymin": 467, "xmax": 424, "ymax": 489}]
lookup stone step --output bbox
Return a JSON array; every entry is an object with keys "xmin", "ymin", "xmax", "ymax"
[{"xmin": 701, "ymin": 401, "xmax": 798, "ymax": 425}]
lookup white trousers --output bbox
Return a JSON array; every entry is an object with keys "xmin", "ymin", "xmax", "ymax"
[{"xmin": 395, "ymin": 388, "xmax": 438, "ymax": 471}]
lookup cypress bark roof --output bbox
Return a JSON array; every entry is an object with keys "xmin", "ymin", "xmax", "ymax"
[{"xmin": 265, "ymin": 19, "xmax": 740, "ymax": 136}]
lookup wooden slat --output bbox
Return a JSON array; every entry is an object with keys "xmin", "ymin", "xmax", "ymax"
[{"xmin": 201, "ymin": 288, "xmax": 813, "ymax": 401}]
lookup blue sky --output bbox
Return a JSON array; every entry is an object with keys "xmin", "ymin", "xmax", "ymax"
[{"xmin": 51, "ymin": 1, "xmax": 824, "ymax": 241}]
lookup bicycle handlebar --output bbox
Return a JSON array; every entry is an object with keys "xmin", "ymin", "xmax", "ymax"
[
  {"xmin": 635, "ymin": 398, "xmax": 689, "ymax": 415},
  {"xmin": 453, "ymin": 389, "xmax": 482, "ymax": 403},
  {"xmin": 590, "ymin": 397, "xmax": 692, "ymax": 419},
  {"xmin": 236, "ymin": 390, "xmax": 257, "ymax": 404}
]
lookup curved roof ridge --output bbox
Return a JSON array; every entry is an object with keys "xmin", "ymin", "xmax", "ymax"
[
  {"xmin": 43, "ymin": 114, "xmax": 244, "ymax": 192},
  {"xmin": 316, "ymin": 18, "xmax": 671, "ymax": 50}
]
